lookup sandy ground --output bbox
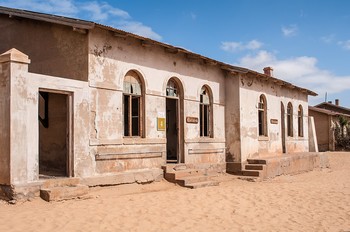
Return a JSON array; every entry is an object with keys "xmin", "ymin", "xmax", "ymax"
[{"xmin": 0, "ymin": 152, "xmax": 349, "ymax": 232}]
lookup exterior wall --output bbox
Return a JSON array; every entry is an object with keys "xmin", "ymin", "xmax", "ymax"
[
  {"xmin": 87, "ymin": 28, "xmax": 226, "ymax": 174},
  {"xmin": 238, "ymin": 74, "xmax": 309, "ymax": 162},
  {"xmin": 0, "ymin": 15, "xmax": 88, "ymax": 81},
  {"xmin": 225, "ymin": 73, "xmax": 241, "ymax": 162},
  {"xmin": 308, "ymin": 110, "xmax": 332, "ymax": 151},
  {"xmin": 0, "ymin": 60, "xmax": 11, "ymax": 184},
  {"xmin": 0, "ymin": 49, "xmax": 90, "ymax": 185}
]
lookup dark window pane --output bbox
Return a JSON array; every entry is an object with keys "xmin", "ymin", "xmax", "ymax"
[
  {"xmin": 204, "ymin": 105, "xmax": 209, "ymax": 136},
  {"xmin": 132, "ymin": 96, "xmax": 140, "ymax": 136},
  {"xmin": 124, "ymin": 95, "xmax": 129, "ymax": 136}
]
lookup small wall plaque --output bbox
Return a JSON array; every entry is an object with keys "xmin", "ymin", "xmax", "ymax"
[
  {"xmin": 270, "ymin": 119, "xmax": 278, "ymax": 124},
  {"xmin": 186, "ymin": 117, "xmax": 198, "ymax": 124},
  {"xmin": 157, "ymin": 117, "xmax": 166, "ymax": 131}
]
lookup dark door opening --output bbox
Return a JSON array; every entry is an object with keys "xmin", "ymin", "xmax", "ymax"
[
  {"xmin": 281, "ymin": 102, "xmax": 286, "ymax": 153},
  {"xmin": 39, "ymin": 91, "xmax": 70, "ymax": 177},
  {"xmin": 166, "ymin": 98, "xmax": 178, "ymax": 163}
]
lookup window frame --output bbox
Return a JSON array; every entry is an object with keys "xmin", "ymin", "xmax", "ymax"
[
  {"xmin": 199, "ymin": 86, "xmax": 213, "ymax": 138},
  {"xmin": 287, "ymin": 102, "xmax": 293, "ymax": 137},
  {"xmin": 123, "ymin": 71, "xmax": 144, "ymax": 137},
  {"xmin": 258, "ymin": 94, "xmax": 268, "ymax": 137},
  {"xmin": 298, "ymin": 105, "xmax": 304, "ymax": 137}
]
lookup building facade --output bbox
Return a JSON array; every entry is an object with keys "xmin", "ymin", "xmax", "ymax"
[{"xmin": 0, "ymin": 7, "xmax": 319, "ymax": 198}]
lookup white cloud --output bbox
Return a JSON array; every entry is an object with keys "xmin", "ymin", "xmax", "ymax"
[
  {"xmin": 117, "ymin": 21, "xmax": 162, "ymax": 41},
  {"xmin": 221, "ymin": 40, "xmax": 263, "ymax": 52},
  {"xmin": 236, "ymin": 50, "xmax": 350, "ymax": 103},
  {"xmin": 282, "ymin": 25, "xmax": 298, "ymax": 37},
  {"xmin": 321, "ymin": 34, "xmax": 336, "ymax": 43},
  {"xmin": 0, "ymin": 0, "xmax": 162, "ymax": 40},
  {"xmin": 338, "ymin": 40, "xmax": 350, "ymax": 50}
]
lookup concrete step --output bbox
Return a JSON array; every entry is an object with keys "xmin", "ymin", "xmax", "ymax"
[
  {"xmin": 245, "ymin": 164, "xmax": 265, "ymax": 170},
  {"xmin": 247, "ymin": 159, "xmax": 267, "ymax": 165},
  {"xmin": 185, "ymin": 180, "xmax": 219, "ymax": 189},
  {"xmin": 40, "ymin": 184, "xmax": 89, "ymax": 202},
  {"xmin": 177, "ymin": 175, "xmax": 209, "ymax": 186},
  {"xmin": 41, "ymin": 177, "xmax": 81, "ymax": 188},
  {"xmin": 162, "ymin": 164, "xmax": 187, "ymax": 173},
  {"xmin": 164, "ymin": 169, "xmax": 205, "ymax": 182},
  {"xmin": 242, "ymin": 170, "xmax": 261, "ymax": 177}
]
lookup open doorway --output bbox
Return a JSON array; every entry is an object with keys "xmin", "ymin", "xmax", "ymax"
[
  {"xmin": 165, "ymin": 78, "xmax": 184, "ymax": 163},
  {"xmin": 38, "ymin": 90, "xmax": 72, "ymax": 178},
  {"xmin": 166, "ymin": 98, "xmax": 178, "ymax": 162}
]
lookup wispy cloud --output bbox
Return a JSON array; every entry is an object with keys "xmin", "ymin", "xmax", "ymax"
[
  {"xmin": 0, "ymin": 0, "xmax": 162, "ymax": 40},
  {"xmin": 236, "ymin": 50, "xmax": 350, "ymax": 104},
  {"xmin": 220, "ymin": 40, "xmax": 263, "ymax": 52},
  {"xmin": 338, "ymin": 40, "xmax": 350, "ymax": 50},
  {"xmin": 282, "ymin": 25, "xmax": 298, "ymax": 37},
  {"xmin": 190, "ymin": 12, "xmax": 197, "ymax": 20},
  {"xmin": 321, "ymin": 34, "xmax": 336, "ymax": 43}
]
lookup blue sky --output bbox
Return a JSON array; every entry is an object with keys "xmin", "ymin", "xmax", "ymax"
[{"xmin": 1, "ymin": 0, "xmax": 350, "ymax": 107}]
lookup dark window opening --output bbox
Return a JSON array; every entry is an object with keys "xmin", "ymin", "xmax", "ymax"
[
  {"xmin": 123, "ymin": 71, "xmax": 142, "ymax": 137},
  {"xmin": 298, "ymin": 105, "xmax": 303, "ymax": 137},
  {"xmin": 200, "ymin": 86, "xmax": 211, "ymax": 137},
  {"xmin": 287, "ymin": 103, "xmax": 293, "ymax": 137},
  {"xmin": 39, "ymin": 91, "xmax": 49, "ymax": 128},
  {"xmin": 258, "ymin": 95, "xmax": 267, "ymax": 136}
]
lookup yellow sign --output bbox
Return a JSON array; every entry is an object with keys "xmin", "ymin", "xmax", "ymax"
[{"xmin": 157, "ymin": 117, "xmax": 166, "ymax": 131}]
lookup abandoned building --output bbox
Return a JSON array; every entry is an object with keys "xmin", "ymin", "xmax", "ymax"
[
  {"xmin": 0, "ymin": 6, "xmax": 328, "ymax": 200},
  {"xmin": 309, "ymin": 100, "xmax": 350, "ymax": 151}
]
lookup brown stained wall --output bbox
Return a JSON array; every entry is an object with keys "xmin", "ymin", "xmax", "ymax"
[
  {"xmin": 309, "ymin": 110, "xmax": 331, "ymax": 151},
  {"xmin": 0, "ymin": 62, "xmax": 10, "ymax": 184},
  {"xmin": 0, "ymin": 15, "xmax": 88, "ymax": 81}
]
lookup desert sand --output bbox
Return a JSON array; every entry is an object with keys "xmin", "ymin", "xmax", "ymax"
[{"xmin": 0, "ymin": 152, "xmax": 349, "ymax": 232}]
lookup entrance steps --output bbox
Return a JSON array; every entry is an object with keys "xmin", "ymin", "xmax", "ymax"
[
  {"xmin": 232, "ymin": 159, "xmax": 267, "ymax": 182},
  {"xmin": 162, "ymin": 164, "xmax": 219, "ymax": 189},
  {"xmin": 40, "ymin": 177, "xmax": 89, "ymax": 202}
]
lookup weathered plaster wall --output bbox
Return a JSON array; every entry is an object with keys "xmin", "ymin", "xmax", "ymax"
[
  {"xmin": 0, "ymin": 61, "xmax": 11, "ymax": 184},
  {"xmin": 0, "ymin": 15, "xmax": 88, "ymax": 81},
  {"xmin": 238, "ymin": 74, "xmax": 309, "ymax": 162},
  {"xmin": 308, "ymin": 110, "xmax": 332, "ymax": 151},
  {"xmin": 87, "ymin": 28, "xmax": 226, "ymax": 173},
  {"xmin": 225, "ymin": 73, "xmax": 241, "ymax": 162},
  {"xmin": 2, "ymin": 49, "xmax": 90, "ymax": 184}
]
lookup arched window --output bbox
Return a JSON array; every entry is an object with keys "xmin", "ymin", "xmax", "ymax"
[
  {"xmin": 298, "ymin": 105, "xmax": 303, "ymax": 137},
  {"xmin": 123, "ymin": 71, "xmax": 143, "ymax": 137},
  {"xmin": 258, "ymin": 95, "xmax": 267, "ymax": 136},
  {"xmin": 287, "ymin": 102, "xmax": 293, "ymax": 137},
  {"xmin": 166, "ymin": 79, "xmax": 178, "ymax": 97},
  {"xmin": 199, "ymin": 86, "xmax": 212, "ymax": 137}
]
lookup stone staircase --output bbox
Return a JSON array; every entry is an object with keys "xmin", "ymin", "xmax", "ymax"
[
  {"xmin": 40, "ymin": 177, "xmax": 90, "ymax": 202},
  {"xmin": 235, "ymin": 159, "xmax": 267, "ymax": 181},
  {"xmin": 162, "ymin": 164, "xmax": 219, "ymax": 189}
]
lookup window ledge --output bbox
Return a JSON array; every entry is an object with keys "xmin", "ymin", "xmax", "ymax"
[{"xmin": 258, "ymin": 136, "xmax": 269, "ymax": 141}]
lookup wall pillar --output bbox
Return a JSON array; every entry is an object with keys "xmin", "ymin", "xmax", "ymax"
[{"xmin": 0, "ymin": 48, "xmax": 31, "ymax": 185}]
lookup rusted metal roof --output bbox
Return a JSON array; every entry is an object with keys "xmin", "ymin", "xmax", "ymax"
[{"xmin": 0, "ymin": 6, "xmax": 317, "ymax": 96}]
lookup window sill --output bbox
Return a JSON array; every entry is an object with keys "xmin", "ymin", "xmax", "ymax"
[{"xmin": 258, "ymin": 136, "xmax": 269, "ymax": 141}]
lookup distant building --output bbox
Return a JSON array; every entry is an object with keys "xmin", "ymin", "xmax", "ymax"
[
  {"xmin": 0, "ymin": 6, "xmax": 327, "ymax": 200},
  {"xmin": 309, "ymin": 100, "xmax": 350, "ymax": 151}
]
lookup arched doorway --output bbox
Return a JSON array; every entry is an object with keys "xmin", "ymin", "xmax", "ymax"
[{"xmin": 166, "ymin": 78, "xmax": 184, "ymax": 163}]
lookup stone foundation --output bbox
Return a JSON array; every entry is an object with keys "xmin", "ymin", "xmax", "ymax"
[{"xmin": 262, "ymin": 152, "xmax": 329, "ymax": 179}]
